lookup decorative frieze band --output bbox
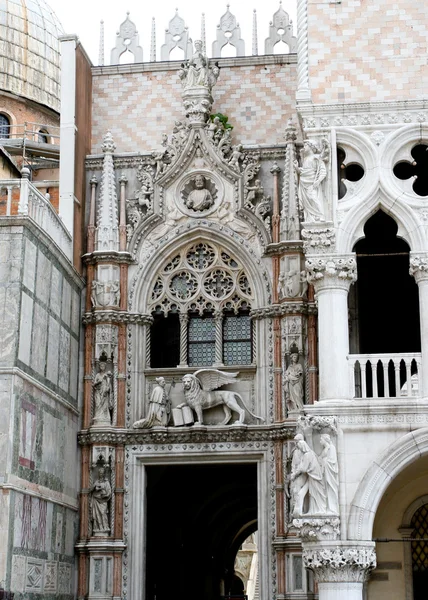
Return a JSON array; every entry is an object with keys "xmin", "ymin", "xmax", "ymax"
[
  {"xmin": 303, "ymin": 543, "xmax": 376, "ymax": 583},
  {"xmin": 78, "ymin": 423, "xmax": 296, "ymax": 446},
  {"xmin": 83, "ymin": 311, "xmax": 153, "ymax": 326}
]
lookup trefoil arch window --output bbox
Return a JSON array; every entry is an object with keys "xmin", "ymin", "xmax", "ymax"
[{"xmin": 148, "ymin": 242, "xmax": 254, "ymax": 368}]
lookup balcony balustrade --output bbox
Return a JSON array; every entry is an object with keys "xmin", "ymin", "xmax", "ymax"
[
  {"xmin": 0, "ymin": 178, "xmax": 72, "ymax": 260},
  {"xmin": 348, "ymin": 353, "xmax": 422, "ymax": 399}
]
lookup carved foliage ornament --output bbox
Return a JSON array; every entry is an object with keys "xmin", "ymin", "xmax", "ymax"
[
  {"xmin": 301, "ymin": 228, "xmax": 335, "ymax": 254},
  {"xmin": 409, "ymin": 254, "xmax": 428, "ymax": 282},
  {"xmin": 303, "ymin": 546, "xmax": 376, "ymax": 583}
]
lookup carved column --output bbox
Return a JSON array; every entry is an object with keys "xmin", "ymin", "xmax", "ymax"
[
  {"xmin": 306, "ymin": 254, "xmax": 357, "ymax": 401},
  {"xmin": 303, "ymin": 542, "xmax": 376, "ymax": 600},
  {"xmin": 119, "ymin": 174, "xmax": 127, "ymax": 252},
  {"xmin": 179, "ymin": 312, "xmax": 189, "ymax": 367},
  {"xmin": 214, "ymin": 309, "xmax": 224, "ymax": 367},
  {"xmin": 87, "ymin": 176, "xmax": 98, "ymax": 253},
  {"xmin": 410, "ymin": 253, "xmax": 428, "ymax": 396}
]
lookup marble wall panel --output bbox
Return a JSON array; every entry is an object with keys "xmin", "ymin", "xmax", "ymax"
[
  {"xmin": 35, "ymin": 249, "xmax": 51, "ymax": 307},
  {"xmin": 10, "ymin": 554, "xmax": 25, "ymax": 593},
  {"xmin": 46, "ymin": 316, "xmax": 60, "ymax": 386},
  {"xmin": 0, "ymin": 375, "xmax": 12, "ymax": 474},
  {"xmin": 61, "ymin": 279, "xmax": 71, "ymax": 328},
  {"xmin": 50, "ymin": 265, "xmax": 62, "ymax": 318},
  {"xmin": 58, "ymin": 327, "xmax": 70, "ymax": 392},
  {"xmin": 41, "ymin": 410, "xmax": 64, "ymax": 481},
  {"xmin": 0, "ymin": 492, "xmax": 11, "ymax": 584},
  {"xmin": 22, "ymin": 237, "xmax": 37, "ymax": 293},
  {"xmin": 18, "ymin": 291, "xmax": 33, "ymax": 366},
  {"xmin": 0, "ymin": 284, "xmax": 19, "ymax": 364},
  {"xmin": 71, "ymin": 288, "xmax": 80, "ymax": 336},
  {"xmin": 69, "ymin": 335, "xmax": 79, "ymax": 400},
  {"xmin": 30, "ymin": 302, "xmax": 48, "ymax": 377}
]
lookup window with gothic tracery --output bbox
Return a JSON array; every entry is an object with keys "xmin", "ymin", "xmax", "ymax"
[{"xmin": 148, "ymin": 242, "xmax": 254, "ymax": 368}]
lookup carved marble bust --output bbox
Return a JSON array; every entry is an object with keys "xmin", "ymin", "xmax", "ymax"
[{"xmin": 181, "ymin": 174, "xmax": 217, "ymax": 213}]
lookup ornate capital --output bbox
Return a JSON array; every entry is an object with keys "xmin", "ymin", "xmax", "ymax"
[
  {"xmin": 305, "ymin": 254, "xmax": 357, "ymax": 291},
  {"xmin": 303, "ymin": 542, "xmax": 376, "ymax": 583},
  {"xmin": 409, "ymin": 252, "xmax": 428, "ymax": 283}
]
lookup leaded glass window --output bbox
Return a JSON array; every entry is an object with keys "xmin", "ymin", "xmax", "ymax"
[
  {"xmin": 188, "ymin": 314, "xmax": 215, "ymax": 367},
  {"xmin": 0, "ymin": 114, "xmax": 10, "ymax": 138},
  {"xmin": 411, "ymin": 503, "xmax": 428, "ymax": 600},
  {"xmin": 223, "ymin": 311, "xmax": 252, "ymax": 365}
]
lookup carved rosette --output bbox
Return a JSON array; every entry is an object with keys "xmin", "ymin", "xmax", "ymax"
[
  {"xmin": 409, "ymin": 252, "xmax": 428, "ymax": 283},
  {"xmin": 305, "ymin": 254, "xmax": 357, "ymax": 291},
  {"xmin": 303, "ymin": 543, "xmax": 376, "ymax": 583}
]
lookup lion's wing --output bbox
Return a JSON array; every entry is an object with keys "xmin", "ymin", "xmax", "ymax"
[{"xmin": 193, "ymin": 369, "xmax": 239, "ymax": 391}]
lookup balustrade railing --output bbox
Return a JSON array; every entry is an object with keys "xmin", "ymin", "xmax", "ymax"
[
  {"xmin": 348, "ymin": 353, "xmax": 422, "ymax": 399},
  {"xmin": 0, "ymin": 179, "xmax": 72, "ymax": 260}
]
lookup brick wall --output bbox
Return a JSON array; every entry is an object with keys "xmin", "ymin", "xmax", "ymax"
[
  {"xmin": 91, "ymin": 58, "xmax": 297, "ymax": 153},
  {"xmin": 307, "ymin": 0, "xmax": 428, "ymax": 104}
]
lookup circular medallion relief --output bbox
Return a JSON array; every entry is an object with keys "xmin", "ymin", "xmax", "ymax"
[{"xmin": 177, "ymin": 171, "xmax": 223, "ymax": 217}]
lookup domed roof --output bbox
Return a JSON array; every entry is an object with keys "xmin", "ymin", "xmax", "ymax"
[{"xmin": 0, "ymin": 0, "xmax": 63, "ymax": 112}]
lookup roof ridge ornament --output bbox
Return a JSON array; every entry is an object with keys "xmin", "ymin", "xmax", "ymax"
[
  {"xmin": 265, "ymin": 2, "xmax": 297, "ymax": 54},
  {"xmin": 161, "ymin": 9, "xmax": 193, "ymax": 60},
  {"xmin": 110, "ymin": 12, "xmax": 143, "ymax": 64},
  {"xmin": 212, "ymin": 5, "xmax": 245, "ymax": 57}
]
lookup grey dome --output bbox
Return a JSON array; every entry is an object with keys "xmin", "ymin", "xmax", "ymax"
[{"xmin": 0, "ymin": 0, "xmax": 63, "ymax": 112}]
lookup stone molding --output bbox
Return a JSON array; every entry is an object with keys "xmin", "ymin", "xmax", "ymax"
[
  {"xmin": 82, "ymin": 250, "xmax": 134, "ymax": 265},
  {"xmin": 305, "ymin": 254, "xmax": 357, "ymax": 289},
  {"xmin": 250, "ymin": 302, "xmax": 317, "ymax": 320},
  {"xmin": 409, "ymin": 253, "xmax": 428, "ymax": 283},
  {"xmin": 263, "ymin": 241, "xmax": 304, "ymax": 256},
  {"xmin": 303, "ymin": 542, "xmax": 376, "ymax": 583},
  {"xmin": 82, "ymin": 311, "xmax": 153, "ymax": 326},
  {"xmin": 78, "ymin": 424, "xmax": 296, "ymax": 446}
]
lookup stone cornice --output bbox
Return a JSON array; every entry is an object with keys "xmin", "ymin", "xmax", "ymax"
[
  {"xmin": 250, "ymin": 302, "xmax": 317, "ymax": 319},
  {"xmin": 263, "ymin": 240, "xmax": 304, "ymax": 256},
  {"xmin": 82, "ymin": 311, "xmax": 153, "ymax": 326},
  {"xmin": 78, "ymin": 423, "xmax": 296, "ymax": 446},
  {"xmin": 82, "ymin": 250, "xmax": 134, "ymax": 265}
]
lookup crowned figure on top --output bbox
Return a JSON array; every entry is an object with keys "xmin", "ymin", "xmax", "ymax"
[{"xmin": 179, "ymin": 40, "xmax": 220, "ymax": 92}]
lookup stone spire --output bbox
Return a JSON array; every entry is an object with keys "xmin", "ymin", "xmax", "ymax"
[
  {"xmin": 252, "ymin": 10, "xmax": 258, "ymax": 56},
  {"xmin": 150, "ymin": 17, "xmax": 156, "ymax": 62},
  {"xmin": 96, "ymin": 131, "xmax": 119, "ymax": 252},
  {"xmin": 201, "ymin": 13, "xmax": 206, "ymax": 54},
  {"xmin": 98, "ymin": 20, "xmax": 104, "ymax": 66},
  {"xmin": 281, "ymin": 119, "xmax": 299, "ymax": 240}
]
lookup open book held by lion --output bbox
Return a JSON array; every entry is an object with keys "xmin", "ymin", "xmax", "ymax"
[{"xmin": 177, "ymin": 369, "xmax": 264, "ymax": 426}]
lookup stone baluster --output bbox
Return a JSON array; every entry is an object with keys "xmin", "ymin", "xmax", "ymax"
[
  {"xmin": 409, "ymin": 252, "xmax": 428, "ymax": 396},
  {"xmin": 303, "ymin": 542, "xmax": 376, "ymax": 600},
  {"xmin": 178, "ymin": 312, "xmax": 189, "ymax": 367},
  {"xmin": 306, "ymin": 254, "xmax": 357, "ymax": 401}
]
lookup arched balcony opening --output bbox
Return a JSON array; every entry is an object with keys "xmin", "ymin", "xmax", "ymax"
[{"xmin": 348, "ymin": 210, "xmax": 421, "ymax": 398}]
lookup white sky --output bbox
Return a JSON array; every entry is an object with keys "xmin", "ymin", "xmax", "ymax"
[{"xmin": 47, "ymin": 0, "xmax": 297, "ymax": 65}]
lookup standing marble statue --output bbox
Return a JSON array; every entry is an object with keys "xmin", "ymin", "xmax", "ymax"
[
  {"xmin": 133, "ymin": 377, "xmax": 170, "ymax": 428},
  {"xmin": 284, "ymin": 352, "xmax": 304, "ymax": 411},
  {"xmin": 90, "ymin": 467, "xmax": 112, "ymax": 534},
  {"xmin": 319, "ymin": 434, "xmax": 339, "ymax": 514},
  {"xmin": 290, "ymin": 435, "xmax": 327, "ymax": 515},
  {"xmin": 290, "ymin": 433, "xmax": 306, "ymax": 517},
  {"xmin": 294, "ymin": 139, "xmax": 329, "ymax": 222},
  {"xmin": 93, "ymin": 361, "xmax": 113, "ymax": 425}
]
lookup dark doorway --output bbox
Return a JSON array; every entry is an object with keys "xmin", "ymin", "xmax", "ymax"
[
  {"xmin": 145, "ymin": 463, "xmax": 258, "ymax": 600},
  {"xmin": 349, "ymin": 210, "xmax": 420, "ymax": 355}
]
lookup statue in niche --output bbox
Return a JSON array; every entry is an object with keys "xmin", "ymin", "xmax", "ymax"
[
  {"xmin": 284, "ymin": 351, "xmax": 304, "ymax": 411},
  {"xmin": 178, "ymin": 369, "xmax": 264, "ymax": 426},
  {"xmin": 185, "ymin": 175, "xmax": 214, "ymax": 211},
  {"xmin": 289, "ymin": 433, "xmax": 306, "ymax": 517},
  {"xmin": 179, "ymin": 40, "xmax": 219, "ymax": 91},
  {"xmin": 93, "ymin": 360, "xmax": 113, "ymax": 425},
  {"xmin": 294, "ymin": 138, "xmax": 330, "ymax": 223},
  {"xmin": 319, "ymin": 434, "xmax": 339, "ymax": 514},
  {"xmin": 90, "ymin": 466, "xmax": 112, "ymax": 534},
  {"xmin": 290, "ymin": 434, "xmax": 327, "ymax": 516},
  {"xmin": 133, "ymin": 377, "xmax": 170, "ymax": 428}
]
